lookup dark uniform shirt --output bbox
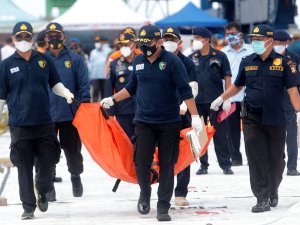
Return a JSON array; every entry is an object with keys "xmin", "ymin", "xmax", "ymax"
[
  {"xmin": 105, "ymin": 56, "xmax": 136, "ymax": 116},
  {"xmin": 125, "ymin": 48, "xmax": 193, "ymax": 123},
  {"xmin": 189, "ymin": 47, "xmax": 232, "ymax": 104},
  {"xmin": 234, "ymin": 50, "xmax": 300, "ymax": 126},
  {"xmin": 0, "ymin": 50, "xmax": 61, "ymax": 126}
]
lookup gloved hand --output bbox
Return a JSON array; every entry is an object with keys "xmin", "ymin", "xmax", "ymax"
[
  {"xmin": 64, "ymin": 90, "xmax": 74, "ymax": 104},
  {"xmin": 100, "ymin": 97, "xmax": 114, "ymax": 109},
  {"xmin": 297, "ymin": 112, "xmax": 300, "ymax": 123},
  {"xmin": 179, "ymin": 102, "xmax": 187, "ymax": 115},
  {"xmin": 191, "ymin": 115, "xmax": 203, "ymax": 136},
  {"xmin": 222, "ymin": 99, "xmax": 231, "ymax": 113},
  {"xmin": 210, "ymin": 96, "xmax": 224, "ymax": 111}
]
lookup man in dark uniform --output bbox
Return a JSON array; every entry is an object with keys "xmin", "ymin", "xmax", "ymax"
[
  {"xmin": 190, "ymin": 27, "xmax": 233, "ymax": 175},
  {"xmin": 211, "ymin": 24, "xmax": 300, "ymax": 212},
  {"xmin": 0, "ymin": 21, "xmax": 74, "ymax": 219},
  {"xmin": 104, "ymin": 32, "xmax": 140, "ymax": 138},
  {"xmin": 273, "ymin": 30, "xmax": 300, "ymax": 176},
  {"xmin": 101, "ymin": 24, "xmax": 203, "ymax": 221},
  {"xmin": 44, "ymin": 22, "xmax": 90, "ymax": 198},
  {"xmin": 162, "ymin": 26, "xmax": 198, "ymax": 206}
]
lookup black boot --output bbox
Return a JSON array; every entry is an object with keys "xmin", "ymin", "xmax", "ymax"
[
  {"xmin": 137, "ymin": 195, "xmax": 150, "ymax": 215},
  {"xmin": 157, "ymin": 213, "xmax": 171, "ymax": 221},
  {"xmin": 37, "ymin": 193, "xmax": 48, "ymax": 212},
  {"xmin": 251, "ymin": 199, "xmax": 270, "ymax": 213},
  {"xmin": 71, "ymin": 174, "xmax": 83, "ymax": 197},
  {"xmin": 46, "ymin": 184, "xmax": 57, "ymax": 202}
]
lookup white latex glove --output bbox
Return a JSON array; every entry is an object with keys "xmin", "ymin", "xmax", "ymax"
[
  {"xmin": 64, "ymin": 91, "xmax": 74, "ymax": 104},
  {"xmin": 100, "ymin": 97, "xmax": 114, "ymax": 109},
  {"xmin": 191, "ymin": 115, "xmax": 203, "ymax": 136},
  {"xmin": 52, "ymin": 82, "xmax": 74, "ymax": 104},
  {"xmin": 297, "ymin": 112, "xmax": 300, "ymax": 123},
  {"xmin": 180, "ymin": 102, "xmax": 187, "ymax": 115},
  {"xmin": 222, "ymin": 99, "xmax": 231, "ymax": 113},
  {"xmin": 210, "ymin": 96, "xmax": 224, "ymax": 111}
]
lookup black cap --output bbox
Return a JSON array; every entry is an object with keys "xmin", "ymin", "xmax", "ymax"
[
  {"xmin": 36, "ymin": 30, "xmax": 47, "ymax": 42},
  {"xmin": 12, "ymin": 21, "xmax": 33, "ymax": 35},
  {"xmin": 136, "ymin": 24, "xmax": 161, "ymax": 45},
  {"xmin": 162, "ymin": 27, "xmax": 181, "ymax": 39},
  {"xmin": 274, "ymin": 30, "xmax": 291, "ymax": 41},
  {"xmin": 118, "ymin": 33, "xmax": 135, "ymax": 44},
  {"xmin": 249, "ymin": 24, "xmax": 274, "ymax": 38},
  {"xmin": 193, "ymin": 27, "xmax": 212, "ymax": 39},
  {"xmin": 45, "ymin": 22, "xmax": 63, "ymax": 33}
]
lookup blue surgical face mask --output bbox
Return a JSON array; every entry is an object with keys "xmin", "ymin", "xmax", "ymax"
[
  {"xmin": 252, "ymin": 40, "xmax": 268, "ymax": 55},
  {"xmin": 226, "ymin": 34, "xmax": 240, "ymax": 46}
]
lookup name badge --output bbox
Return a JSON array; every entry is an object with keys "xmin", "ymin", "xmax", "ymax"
[
  {"xmin": 136, "ymin": 63, "xmax": 144, "ymax": 71},
  {"xmin": 10, "ymin": 67, "xmax": 20, "ymax": 74}
]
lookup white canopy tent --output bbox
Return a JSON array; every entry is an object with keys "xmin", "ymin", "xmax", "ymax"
[{"xmin": 53, "ymin": 0, "xmax": 149, "ymax": 31}]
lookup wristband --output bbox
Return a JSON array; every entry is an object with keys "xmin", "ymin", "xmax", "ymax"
[{"xmin": 111, "ymin": 95, "xmax": 117, "ymax": 104}]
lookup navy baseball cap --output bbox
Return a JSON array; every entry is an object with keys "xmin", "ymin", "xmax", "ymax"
[
  {"xmin": 274, "ymin": 30, "xmax": 291, "ymax": 41},
  {"xmin": 45, "ymin": 22, "xmax": 63, "ymax": 33},
  {"xmin": 193, "ymin": 27, "xmax": 212, "ymax": 39},
  {"xmin": 249, "ymin": 24, "xmax": 274, "ymax": 38},
  {"xmin": 136, "ymin": 24, "xmax": 161, "ymax": 45},
  {"xmin": 162, "ymin": 27, "xmax": 181, "ymax": 39},
  {"xmin": 13, "ymin": 21, "xmax": 33, "ymax": 35},
  {"xmin": 36, "ymin": 30, "xmax": 47, "ymax": 42},
  {"xmin": 118, "ymin": 32, "xmax": 135, "ymax": 44}
]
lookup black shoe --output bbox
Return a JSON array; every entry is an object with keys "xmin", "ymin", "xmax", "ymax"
[
  {"xmin": 46, "ymin": 185, "xmax": 56, "ymax": 202},
  {"xmin": 53, "ymin": 176, "xmax": 63, "ymax": 182},
  {"xmin": 270, "ymin": 198, "xmax": 278, "ymax": 207},
  {"xmin": 37, "ymin": 194, "xmax": 48, "ymax": 212},
  {"xmin": 196, "ymin": 168, "xmax": 208, "ymax": 175},
  {"xmin": 287, "ymin": 169, "xmax": 300, "ymax": 176},
  {"xmin": 137, "ymin": 196, "xmax": 150, "ymax": 215},
  {"xmin": 71, "ymin": 174, "xmax": 83, "ymax": 197},
  {"xmin": 223, "ymin": 168, "xmax": 234, "ymax": 175},
  {"xmin": 21, "ymin": 210, "xmax": 34, "ymax": 220},
  {"xmin": 232, "ymin": 160, "xmax": 243, "ymax": 166},
  {"xmin": 157, "ymin": 213, "xmax": 171, "ymax": 221},
  {"xmin": 251, "ymin": 199, "xmax": 270, "ymax": 213}
]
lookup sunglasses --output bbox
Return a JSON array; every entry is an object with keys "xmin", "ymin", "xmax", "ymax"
[
  {"xmin": 14, "ymin": 34, "xmax": 32, "ymax": 42},
  {"xmin": 47, "ymin": 34, "xmax": 64, "ymax": 41}
]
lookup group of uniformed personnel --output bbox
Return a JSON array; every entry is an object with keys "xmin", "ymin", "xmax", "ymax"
[{"xmin": 1, "ymin": 19, "xmax": 300, "ymax": 222}]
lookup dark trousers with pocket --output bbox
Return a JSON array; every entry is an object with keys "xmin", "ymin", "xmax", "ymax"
[
  {"xmin": 134, "ymin": 121, "xmax": 181, "ymax": 213},
  {"xmin": 9, "ymin": 124, "xmax": 61, "ymax": 211},
  {"xmin": 91, "ymin": 79, "xmax": 106, "ymax": 102},
  {"xmin": 196, "ymin": 103, "xmax": 232, "ymax": 170},
  {"xmin": 285, "ymin": 110, "xmax": 298, "ymax": 171},
  {"xmin": 243, "ymin": 112, "xmax": 286, "ymax": 202}
]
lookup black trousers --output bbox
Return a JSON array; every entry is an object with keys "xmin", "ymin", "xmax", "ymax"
[
  {"xmin": 243, "ymin": 112, "xmax": 286, "ymax": 201},
  {"xmin": 196, "ymin": 103, "xmax": 232, "ymax": 170},
  {"xmin": 116, "ymin": 114, "xmax": 135, "ymax": 139},
  {"xmin": 55, "ymin": 121, "xmax": 83, "ymax": 175},
  {"xmin": 227, "ymin": 102, "xmax": 243, "ymax": 163},
  {"xmin": 9, "ymin": 124, "xmax": 60, "ymax": 211},
  {"xmin": 91, "ymin": 79, "xmax": 106, "ymax": 102},
  {"xmin": 285, "ymin": 110, "xmax": 298, "ymax": 171},
  {"xmin": 134, "ymin": 121, "xmax": 181, "ymax": 213},
  {"xmin": 175, "ymin": 119, "xmax": 191, "ymax": 197}
]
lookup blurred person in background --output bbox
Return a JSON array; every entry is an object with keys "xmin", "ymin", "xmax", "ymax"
[
  {"xmin": 35, "ymin": 30, "xmax": 48, "ymax": 53},
  {"xmin": 211, "ymin": 33, "xmax": 226, "ymax": 50},
  {"xmin": 222, "ymin": 22, "xmax": 253, "ymax": 166},
  {"xmin": 89, "ymin": 36, "xmax": 111, "ymax": 102},
  {"xmin": 274, "ymin": 30, "xmax": 300, "ymax": 176},
  {"xmin": 69, "ymin": 37, "xmax": 88, "ymax": 66},
  {"xmin": 1, "ymin": 37, "xmax": 15, "ymax": 60},
  {"xmin": 287, "ymin": 32, "xmax": 300, "ymax": 56}
]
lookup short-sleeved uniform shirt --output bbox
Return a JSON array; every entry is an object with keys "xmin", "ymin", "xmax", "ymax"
[
  {"xmin": 234, "ymin": 51, "xmax": 300, "ymax": 126},
  {"xmin": 0, "ymin": 50, "xmax": 61, "ymax": 126},
  {"xmin": 189, "ymin": 47, "xmax": 232, "ymax": 104},
  {"xmin": 105, "ymin": 56, "xmax": 136, "ymax": 116},
  {"xmin": 125, "ymin": 48, "xmax": 193, "ymax": 123}
]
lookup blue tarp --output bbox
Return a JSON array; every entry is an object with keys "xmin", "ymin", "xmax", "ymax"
[{"xmin": 155, "ymin": 2, "xmax": 227, "ymax": 27}]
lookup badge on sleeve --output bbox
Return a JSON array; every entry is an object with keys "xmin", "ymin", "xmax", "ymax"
[
  {"xmin": 38, "ymin": 60, "xmax": 46, "ymax": 68},
  {"xmin": 65, "ymin": 60, "xmax": 72, "ymax": 68},
  {"xmin": 287, "ymin": 60, "xmax": 296, "ymax": 74}
]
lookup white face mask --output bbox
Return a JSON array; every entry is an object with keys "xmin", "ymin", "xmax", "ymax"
[
  {"xmin": 120, "ymin": 46, "xmax": 132, "ymax": 57},
  {"xmin": 163, "ymin": 41, "xmax": 178, "ymax": 53},
  {"xmin": 273, "ymin": 45, "xmax": 287, "ymax": 54},
  {"xmin": 192, "ymin": 40, "xmax": 204, "ymax": 51},
  {"xmin": 95, "ymin": 43, "xmax": 101, "ymax": 49},
  {"xmin": 14, "ymin": 40, "xmax": 32, "ymax": 53}
]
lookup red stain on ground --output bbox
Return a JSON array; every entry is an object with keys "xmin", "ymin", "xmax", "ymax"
[{"xmin": 195, "ymin": 211, "xmax": 219, "ymax": 215}]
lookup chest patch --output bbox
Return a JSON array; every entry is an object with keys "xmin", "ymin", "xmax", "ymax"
[
  {"xmin": 10, "ymin": 67, "xmax": 20, "ymax": 74},
  {"xmin": 38, "ymin": 60, "xmax": 46, "ymax": 69},
  {"xmin": 159, "ymin": 62, "xmax": 167, "ymax": 71},
  {"xmin": 65, "ymin": 60, "xmax": 72, "ymax": 68},
  {"xmin": 136, "ymin": 63, "xmax": 144, "ymax": 71}
]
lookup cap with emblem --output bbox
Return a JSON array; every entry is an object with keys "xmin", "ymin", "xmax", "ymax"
[
  {"xmin": 13, "ymin": 21, "xmax": 33, "ymax": 35},
  {"xmin": 274, "ymin": 30, "xmax": 291, "ymax": 41},
  {"xmin": 122, "ymin": 27, "xmax": 136, "ymax": 37},
  {"xmin": 193, "ymin": 27, "xmax": 212, "ymax": 39},
  {"xmin": 45, "ymin": 22, "xmax": 63, "ymax": 33},
  {"xmin": 118, "ymin": 33, "xmax": 135, "ymax": 44},
  {"xmin": 162, "ymin": 27, "xmax": 181, "ymax": 39},
  {"xmin": 249, "ymin": 24, "xmax": 274, "ymax": 38},
  {"xmin": 136, "ymin": 24, "xmax": 161, "ymax": 45}
]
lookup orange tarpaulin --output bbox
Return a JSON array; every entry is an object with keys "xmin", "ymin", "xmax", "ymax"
[{"xmin": 73, "ymin": 103, "xmax": 215, "ymax": 184}]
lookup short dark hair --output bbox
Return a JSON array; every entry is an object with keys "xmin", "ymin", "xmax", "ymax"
[{"xmin": 225, "ymin": 22, "xmax": 242, "ymax": 32}]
